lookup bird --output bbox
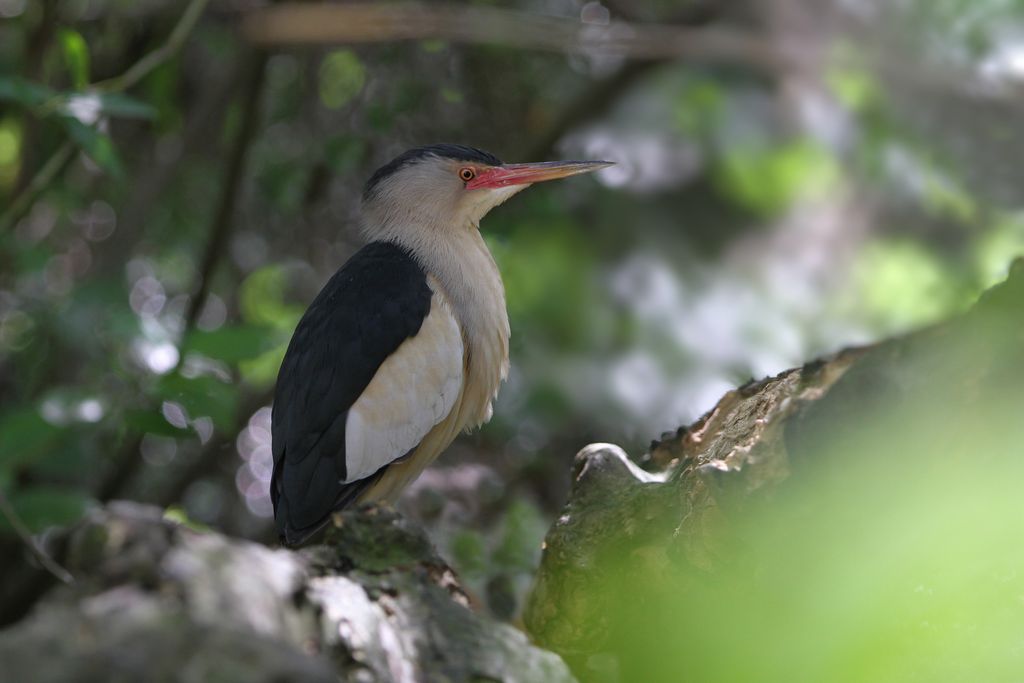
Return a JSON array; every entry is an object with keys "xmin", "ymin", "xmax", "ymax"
[{"xmin": 270, "ymin": 144, "xmax": 611, "ymax": 546}]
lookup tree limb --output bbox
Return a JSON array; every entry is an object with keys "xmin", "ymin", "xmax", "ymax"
[
  {"xmin": 0, "ymin": 489, "xmax": 73, "ymax": 586},
  {"xmin": 96, "ymin": 52, "xmax": 269, "ymax": 503},
  {"xmin": 0, "ymin": 142, "xmax": 75, "ymax": 236},
  {"xmin": 0, "ymin": 0, "xmax": 211, "ymax": 235},
  {"xmin": 92, "ymin": 0, "xmax": 211, "ymax": 93},
  {"xmin": 242, "ymin": 2, "xmax": 789, "ymax": 71}
]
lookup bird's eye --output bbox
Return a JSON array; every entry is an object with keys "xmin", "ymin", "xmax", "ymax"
[{"xmin": 459, "ymin": 167, "xmax": 476, "ymax": 182}]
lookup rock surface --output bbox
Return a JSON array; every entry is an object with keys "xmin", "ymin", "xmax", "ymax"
[{"xmin": 0, "ymin": 502, "xmax": 575, "ymax": 683}]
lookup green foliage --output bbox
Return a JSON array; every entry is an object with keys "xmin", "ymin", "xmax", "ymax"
[
  {"xmin": 183, "ymin": 325, "xmax": 279, "ymax": 364},
  {"xmin": 85, "ymin": 93, "xmax": 158, "ymax": 121},
  {"xmin": 318, "ymin": 50, "xmax": 366, "ymax": 110},
  {"xmin": 163, "ymin": 505, "xmax": 211, "ymax": 532},
  {"xmin": 826, "ymin": 62, "xmax": 881, "ymax": 112},
  {"xmin": 849, "ymin": 239, "xmax": 972, "ymax": 328},
  {"xmin": 492, "ymin": 498, "xmax": 546, "ymax": 572},
  {"xmin": 673, "ymin": 78, "xmax": 724, "ymax": 135},
  {"xmin": 57, "ymin": 29, "xmax": 90, "ymax": 90},
  {"xmin": 0, "ymin": 408, "xmax": 64, "ymax": 473},
  {"xmin": 0, "ymin": 121, "xmax": 18, "ymax": 162},
  {"xmin": 714, "ymin": 139, "xmax": 842, "ymax": 216},
  {"xmin": 976, "ymin": 214, "xmax": 1024, "ymax": 286},
  {"xmin": 0, "ymin": 71, "xmax": 156, "ymax": 182},
  {"xmin": 611, "ymin": 428, "xmax": 1024, "ymax": 681},
  {"xmin": 61, "ymin": 117, "xmax": 124, "ymax": 178},
  {"xmin": 0, "ymin": 486, "xmax": 91, "ymax": 534},
  {"xmin": 0, "ymin": 77, "xmax": 57, "ymax": 108},
  {"xmin": 551, "ymin": 277, "xmax": 1024, "ymax": 681},
  {"xmin": 0, "ymin": 77, "xmax": 155, "ymax": 121},
  {"xmin": 0, "ymin": 2, "xmax": 1021, "ymax": 625},
  {"xmin": 235, "ymin": 266, "xmax": 302, "ymax": 386},
  {"xmin": 124, "ymin": 409, "xmax": 191, "ymax": 438},
  {"xmin": 141, "ymin": 62, "xmax": 183, "ymax": 131},
  {"xmin": 323, "ymin": 135, "xmax": 367, "ymax": 174},
  {"xmin": 157, "ymin": 374, "xmax": 238, "ymax": 432},
  {"xmin": 451, "ymin": 530, "xmax": 488, "ymax": 577},
  {"xmin": 239, "ymin": 266, "xmax": 303, "ymax": 330},
  {"xmin": 487, "ymin": 221, "xmax": 600, "ymax": 351}
]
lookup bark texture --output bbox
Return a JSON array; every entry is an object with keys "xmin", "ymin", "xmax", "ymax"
[
  {"xmin": 525, "ymin": 259, "xmax": 1024, "ymax": 681},
  {"xmin": 0, "ymin": 503, "xmax": 575, "ymax": 683}
]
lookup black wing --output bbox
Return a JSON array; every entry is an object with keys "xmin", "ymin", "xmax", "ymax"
[{"xmin": 271, "ymin": 241, "xmax": 432, "ymax": 545}]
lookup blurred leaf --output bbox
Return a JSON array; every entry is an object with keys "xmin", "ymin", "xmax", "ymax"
[
  {"xmin": 674, "ymin": 78, "xmax": 724, "ymax": 135},
  {"xmin": 492, "ymin": 498, "xmax": 546, "ymax": 572},
  {"xmin": 0, "ymin": 117, "xmax": 20, "ymax": 188},
  {"xmin": 141, "ymin": 61, "xmax": 183, "ymax": 131},
  {"xmin": 487, "ymin": 227, "xmax": 599, "ymax": 350},
  {"xmin": 826, "ymin": 63, "xmax": 881, "ymax": 112},
  {"xmin": 367, "ymin": 102, "xmax": 394, "ymax": 132},
  {"xmin": 921, "ymin": 171, "xmax": 978, "ymax": 224},
  {"xmin": 157, "ymin": 374, "xmax": 238, "ymax": 431},
  {"xmin": 0, "ymin": 77, "xmax": 57, "ymax": 108},
  {"xmin": 715, "ymin": 140, "xmax": 841, "ymax": 216},
  {"xmin": 256, "ymin": 160, "xmax": 309, "ymax": 212},
  {"xmin": 92, "ymin": 93, "xmax": 157, "ymax": 120},
  {"xmin": 318, "ymin": 50, "xmax": 366, "ymax": 109},
  {"xmin": 420, "ymin": 40, "xmax": 448, "ymax": 53},
  {"xmin": 27, "ymin": 441, "xmax": 92, "ymax": 481},
  {"xmin": 183, "ymin": 325, "xmax": 278, "ymax": 363},
  {"xmin": 850, "ymin": 239, "xmax": 970, "ymax": 328},
  {"xmin": 163, "ymin": 505, "xmax": 211, "ymax": 532},
  {"xmin": 0, "ymin": 486, "xmax": 91, "ymax": 534},
  {"xmin": 125, "ymin": 409, "xmax": 191, "ymax": 438},
  {"xmin": 239, "ymin": 266, "xmax": 303, "ymax": 330},
  {"xmin": 975, "ymin": 214, "xmax": 1024, "ymax": 287},
  {"xmin": 324, "ymin": 136, "xmax": 366, "ymax": 173},
  {"xmin": 451, "ymin": 530, "xmax": 487, "ymax": 578},
  {"xmin": 58, "ymin": 28, "xmax": 90, "ymax": 90},
  {"xmin": 238, "ymin": 342, "xmax": 288, "ymax": 388},
  {"xmin": 61, "ymin": 117, "xmax": 124, "ymax": 179},
  {"xmin": 0, "ymin": 408, "xmax": 64, "ymax": 474},
  {"xmin": 441, "ymin": 87, "xmax": 463, "ymax": 104}
]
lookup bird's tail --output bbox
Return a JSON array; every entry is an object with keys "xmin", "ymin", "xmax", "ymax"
[{"xmin": 278, "ymin": 470, "xmax": 384, "ymax": 547}]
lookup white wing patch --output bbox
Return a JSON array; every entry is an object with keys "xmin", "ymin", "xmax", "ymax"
[{"xmin": 343, "ymin": 289, "xmax": 464, "ymax": 483}]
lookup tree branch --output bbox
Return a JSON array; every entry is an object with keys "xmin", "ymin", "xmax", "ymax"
[
  {"xmin": 524, "ymin": 1, "xmax": 720, "ymax": 161},
  {"xmin": 242, "ymin": 2, "xmax": 789, "ymax": 71},
  {"xmin": 0, "ymin": 0, "xmax": 211, "ymax": 235},
  {"xmin": 97, "ymin": 52, "xmax": 269, "ymax": 503},
  {"xmin": 0, "ymin": 489, "xmax": 73, "ymax": 586},
  {"xmin": 241, "ymin": 2, "xmax": 1023, "ymax": 113},
  {"xmin": 0, "ymin": 142, "xmax": 75, "ymax": 235},
  {"xmin": 181, "ymin": 53, "xmax": 268, "ymax": 333},
  {"xmin": 92, "ymin": 0, "xmax": 211, "ymax": 93}
]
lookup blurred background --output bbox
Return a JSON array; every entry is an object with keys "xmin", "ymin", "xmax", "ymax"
[{"xmin": 0, "ymin": 0, "xmax": 1022, "ymax": 621}]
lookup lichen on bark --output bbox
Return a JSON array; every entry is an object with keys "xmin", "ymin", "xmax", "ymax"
[{"xmin": 0, "ymin": 502, "xmax": 575, "ymax": 683}]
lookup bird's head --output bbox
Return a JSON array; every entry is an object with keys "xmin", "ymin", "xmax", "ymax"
[{"xmin": 360, "ymin": 144, "xmax": 611, "ymax": 242}]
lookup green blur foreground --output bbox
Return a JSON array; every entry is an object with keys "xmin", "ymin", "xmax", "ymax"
[
  {"xmin": 1, "ymin": 0, "xmax": 1024, "ymax": 672},
  {"xmin": 527, "ymin": 264, "xmax": 1024, "ymax": 682}
]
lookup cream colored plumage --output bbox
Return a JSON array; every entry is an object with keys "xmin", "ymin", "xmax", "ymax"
[
  {"xmin": 350, "ymin": 161, "xmax": 515, "ymax": 502},
  {"xmin": 271, "ymin": 144, "xmax": 609, "ymax": 545}
]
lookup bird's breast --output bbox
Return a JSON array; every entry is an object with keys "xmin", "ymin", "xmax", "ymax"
[{"xmin": 424, "ymin": 233, "xmax": 509, "ymax": 431}]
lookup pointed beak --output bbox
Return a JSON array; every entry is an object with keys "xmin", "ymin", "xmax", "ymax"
[{"xmin": 466, "ymin": 160, "xmax": 614, "ymax": 190}]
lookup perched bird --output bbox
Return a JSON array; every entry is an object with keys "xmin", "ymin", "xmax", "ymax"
[{"xmin": 270, "ymin": 144, "xmax": 610, "ymax": 546}]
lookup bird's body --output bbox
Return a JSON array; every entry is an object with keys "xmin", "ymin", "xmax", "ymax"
[{"xmin": 271, "ymin": 144, "xmax": 608, "ymax": 546}]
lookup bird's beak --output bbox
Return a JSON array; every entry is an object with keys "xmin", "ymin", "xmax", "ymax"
[{"xmin": 466, "ymin": 160, "xmax": 613, "ymax": 190}]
